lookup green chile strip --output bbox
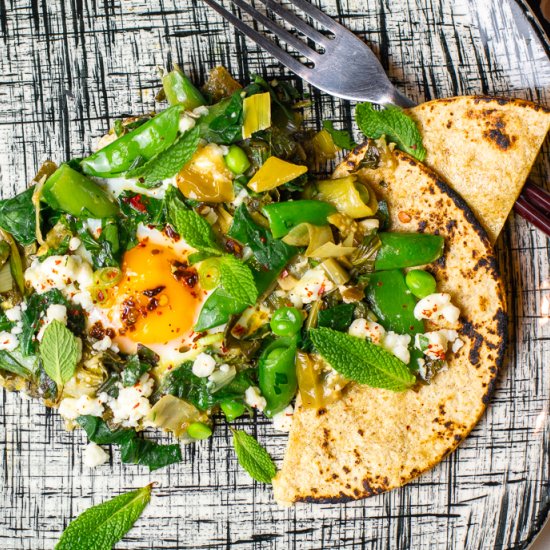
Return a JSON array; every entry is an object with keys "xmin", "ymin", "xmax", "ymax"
[
  {"xmin": 80, "ymin": 105, "xmax": 183, "ymax": 177},
  {"xmin": 262, "ymin": 200, "xmax": 337, "ymax": 239},
  {"xmin": 374, "ymin": 232, "xmax": 444, "ymax": 271}
]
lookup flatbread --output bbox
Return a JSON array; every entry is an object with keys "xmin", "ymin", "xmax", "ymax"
[
  {"xmin": 273, "ymin": 143, "xmax": 507, "ymax": 505},
  {"xmin": 408, "ymin": 96, "xmax": 550, "ymax": 242}
]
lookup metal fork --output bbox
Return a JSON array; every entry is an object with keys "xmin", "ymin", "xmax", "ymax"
[{"xmin": 200, "ymin": 0, "xmax": 415, "ymax": 108}]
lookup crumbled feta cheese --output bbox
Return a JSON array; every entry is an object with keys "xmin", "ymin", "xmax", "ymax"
[
  {"xmin": 348, "ymin": 319, "xmax": 386, "ymax": 344},
  {"xmin": 413, "ymin": 293, "xmax": 460, "ymax": 325},
  {"xmin": 68, "ymin": 237, "xmax": 81, "ymax": 251},
  {"xmin": 58, "ymin": 395, "xmax": 104, "ymax": 420},
  {"xmin": 178, "ymin": 113, "xmax": 196, "ymax": 134},
  {"xmin": 288, "ymin": 266, "xmax": 335, "ymax": 308},
  {"xmin": 92, "ymin": 335, "xmax": 112, "ymax": 352},
  {"xmin": 244, "ymin": 386, "xmax": 266, "ymax": 411},
  {"xmin": 452, "ymin": 338, "xmax": 464, "ymax": 353},
  {"xmin": 84, "ymin": 219, "xmax": 103, "ymax": 239},
  {"xmin": 382, "ymin": 331, "xmax": 411, "ymax": 364},
  {"xmin": 233, "ymin": 188, "xmax": 249, "ymax": 208},
  {"xmin": 415, "ymin": 329, "xmax": 459, "ymax": 361},
  {"xmin": 83, "ymin": 442, "xmax": 109, "ymax": 468},
  {"xmin": 5, "ymin": 305, "xmax": 22, "ymax": 322},
  {"xmin": 192, "ymin": 352, "xmax": 217, "ymax": 378},
  {"xmin": 192, "ymin": 105, "xmax": 210, "ymax": 118},
  {"xmin": 10, "ymin": 322, "xmax": 23, "ymax": 335},
  {"xmin": 37, "ymin": 304, "xmax": 68, "ymax": 341},
  {"xmin": 25, "ymin": 255, "xmax": 94, "ymax": 304},
  {"xmin": 101, "ymin": 374, "xmax": 154, "ymax": 428},
  {"xmin": 272, "ymin": 405, "xmax": 294, "ymax": 432},
  {"xmin": 358, "ymin": 218, "xmax": 380, "ymax": 232},
  {"xmin": 0, "ymin": 331, "xmax": 18, "ymax": 351}
]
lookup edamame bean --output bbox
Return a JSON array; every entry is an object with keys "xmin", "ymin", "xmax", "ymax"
[{"xmin": 224, "ymin": 145, "xmax": 251, "ymax": 175}]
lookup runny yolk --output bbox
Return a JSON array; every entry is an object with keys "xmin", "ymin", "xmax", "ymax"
[{"xmin": 108, "ymin": 240, "xmax": 201, "ymax": 349}]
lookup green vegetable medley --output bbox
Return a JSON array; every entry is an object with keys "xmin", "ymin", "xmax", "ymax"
[{"xmin": 0, "ymin": 66, "xmax": 463, "ymax": 484}]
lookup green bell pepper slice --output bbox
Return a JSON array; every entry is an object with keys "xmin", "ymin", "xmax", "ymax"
[
  {"xmin": 42, "ymin": 164, "xmax": 119, "ymax": 218},
  {"xmin": 365, "ymin": 269, "xmax": 424, "ymax": 336},
  {"xmin": 80, "ymin": 105, "xmax": 182, "ymax": 177},
  {"xmin": 258, "ymin": 336, "xmax": 298, "ymax": 417},
  {"xmin": 262, "ymin": 200, "xmax": 337, "ymax": 239},
  {"xmin": 374, "ymin": 232, "xmax": 444, "ymax": 271}
]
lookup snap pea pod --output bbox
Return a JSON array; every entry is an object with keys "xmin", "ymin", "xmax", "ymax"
[
  {"xmin": 80, "ymin": 105, "xmax": 182, "ymax": 177},
  {"xmin": 258, "ymin": 336, "xmax": 298, "ymax": 417},
  {"xmin": 365, "ymin": 269, "xmax": 424, "ymax": 336},
  {"xmin": 42, "ymin": 164, "xmax": 119, "ymax": 218},
  {"xmin": 262, "ymin": 200, "xmax": 337, "ymax": 239},
  {"xmin": 162, "ymin": 67, "xmax": 206, "ymax": 110},
  {"xmin": 374, "ymin": 232, "xmax": 444, "ymax": 271}
]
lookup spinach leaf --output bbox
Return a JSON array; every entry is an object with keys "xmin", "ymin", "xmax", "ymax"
[
  {"xmin": 0, "ymin": 350, "xmax": 32, "ymax": 378},
  {"xmin": 194, "ymin": 287, "xmax": 247, "ymax": 332},
  {"xmin": 162, "ymin": 361, "xmax": 255, "ymax": 411},
  {"xmin": 38, "ymin": 362, "xmax": 58, "ymax": 400},
  {"xmin": 21, "ymin": 290, "xmax": 85, "ymax": 356},
  {"xmin": 121, "ymin": 345, "xmax": 159, "ymax": 387},
  {"xmin": 78, "ymin": 415, "xmax": 182, "ymax": 471},
  {"xmin": 0, "ymin": 187, "xmax": 36, "ymax": 246},
  {"xmin": 318, "ymin": 303, "xmax": 356, "ymax": 332},
  {"xmin": 197, "ymin": 92, "xmax": 244, "ymax": 145},
  {"xmin": 228, "ymin": 205, "xmax": 296, "ymax": 294},
  {"xmin": 0, "ymin": 309, "xmax": 14, "ymax": 332},
  {"xmin": 118, "ymin": 191, "xmax": 166, "ymax": 247},
  {"xmin": 70, "ymin": 218, "xmax": 119, "ymax": 269}
]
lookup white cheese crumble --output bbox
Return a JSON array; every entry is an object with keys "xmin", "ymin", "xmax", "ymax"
[
  {"xmin": 244, "ymin": 386, "xmax": 267, "ymax": 411},
  {"xmin": 382, "ymin": 331, "xmax": 412, "ymax": 364},
  {"xmin": 415, "ymin": 329, "xmax": 459, "ymax": 361},
  {"xmin": 5, "ymin": 305, "xmax": 22, "ymax": 322},
  {"xmin": 100, "ymin": 373, "xmax": 154, "ymax": 428},
  {"xmin": 92, "ymin": 335, "xmax": 112, "ymax": 352},
  {"xmin": 83, "ymin": 442, "xmax": 109, "ymax": 468},
  {"xmin": 272, "ymin": 405, "xmax": 294, "ymax": 432},
  {"xmin": 0, "ymin": 331, "xmax": 18, "ymax": 351},
  {"xmin": 348, "ymin": 319, "xmax": 410, "ymax": 363},
  {"xmin": 178, "ymin": 113, "xmax": 196, "ymax": 134},
  {"xmin": 58, "ymin": 395, "xmax": 104, "ymax": 420},
  {"xmin": 25, "ymin": 255, "xmax": 94, "ymax": 313},
  {"xmin": 288, "ymin": 266, "xmax": 335, "ymax": 308},
  {"xmin": 192, "ymin": 352, "xmax": 217, "ymax": 378},
  {"xmin": 68, "ymin": 237, "xmax": 81, "ymax": 251},
  {"xmin": 348, "ymin": 319, "xmax": 386, "ymax": 344},
  {"xmin": 413, "ymin": 293, "xmax": 460, "ymax": 325}
]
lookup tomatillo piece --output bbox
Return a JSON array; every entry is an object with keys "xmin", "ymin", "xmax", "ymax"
[
  {"xmin": 80, "ymin": 105, "xmax": 182, "ymax": 177},
  {"xmin": 42, "ymin": 165, "xmax": 119, "ymax": 218},
  {"xmin": 366, "ymin": 269, "xmax": 424, "ymax": 336},
  {"xmin": 162, "ymin": 67, "xmax": 206, "ymax": 109},
  {"xmin": 405, "ymin": 269, "xmax": 437, "ymax": 299},
  {"xmin": 270, "ymin": 306, "xmax": 303, "ymax": 337},
  {"xmin": 187, "ymin": 422, "xmax": 212, "ymax": 440},
  {"xmin": 262, "ymin": 200, "xmax": 337, "ymax": 239},
  {"xmin": 374, "ymin": 232, "xmax": 444, "ymax": 271},
  {"xmin": 220, "ymin": 400, "xmax": 246, "ymax": 422},
  {"xmin": 224, "ymin": 145, "xmax": 251, "ymax": 175},
  {"xmin": 258, "ymin": 337, "xmax": 298, "ymax": 417}
]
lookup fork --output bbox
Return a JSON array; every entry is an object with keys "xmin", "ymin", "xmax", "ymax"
[
  {"xmin": 200, "ymin": 0, "xmax": 415, "ymax": 108},
  {"xmin": 200, "ymin": 0, "xmax": 550, "ymax": 237}
]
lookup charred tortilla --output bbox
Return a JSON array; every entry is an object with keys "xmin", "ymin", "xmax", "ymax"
[
  {"xmin": 408, "ymin": 96, "xmax": 550, "ymax": 242},
  {"xmin": 273, "ymin": 143, "xmax": 507, "ymax": 505}
]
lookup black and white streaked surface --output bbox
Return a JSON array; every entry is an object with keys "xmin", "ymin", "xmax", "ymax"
[{"xmin": 0, "ymin": 0, "xmax": 548, "ymax": 548}]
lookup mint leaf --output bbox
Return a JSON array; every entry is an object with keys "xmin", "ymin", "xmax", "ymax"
[
  {"xmin": 165, "ymin": 187, "xmax": 222, "ymax": 255},
  {"xmin": 126, "ymin": 126, "xmax": 200, "ymax": 187},
  {"xmin": 55, "ymin": 485, "xmax": 152, "ymax": 550},
  {"xmin": 355, "ymin": 102, "xmax": 426, "ymax": 161},
  {"xmin": 231, "ymin": 429, "xmax": 277, "ymax": 484},
  {"xmin": 322, "ymin": 120, "xmax": 357, "ymax": 150},
  {"xmin": 39, "ymin": 320, "xmax": 79, "ymax": 386},
  {"xmin": 218, "ymin": 255, "xmax": 258, "ymax": 307},
  {"xmin": 309, "ymin": 327, "xmax": 416, "ymax": 391}
]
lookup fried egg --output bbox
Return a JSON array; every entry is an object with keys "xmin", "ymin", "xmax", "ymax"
[{"xmin": 92, "ymin": 225, "xmax": 211, "ymax": 366}]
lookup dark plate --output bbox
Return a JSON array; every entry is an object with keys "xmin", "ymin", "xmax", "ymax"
[{"xmin": 0, "ymin": 1, "xmax": 548, "ymax": 548}]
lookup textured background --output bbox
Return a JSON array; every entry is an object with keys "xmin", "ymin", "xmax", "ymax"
[{"xmin": 0, "ymin": 1, "xmax": 549, "ymax": 548}]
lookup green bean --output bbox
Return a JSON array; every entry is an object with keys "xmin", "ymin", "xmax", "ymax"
[{"xmin": 163, "ymin": 67, "xmax": 206, "ymax": 110}]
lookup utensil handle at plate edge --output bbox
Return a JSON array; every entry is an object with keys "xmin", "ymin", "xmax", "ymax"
[
  {"xmin": 513, "ymin": 193, "xmax": 550, "ymax": 237},
  {"xmin": 524, "ymin": 181, "xmax": 550, "ymax": 213}
]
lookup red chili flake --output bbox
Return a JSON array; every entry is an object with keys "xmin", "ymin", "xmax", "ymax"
[
  {"xmin": 142, "ymin": 286, "xmax": 165, "ymax": 297},
  {"xmin": 89, "ymin": 322, "xmax": 106, "ymax": 340},
  {"xmin": 147, "ymin": 297, "xmax": 159, "ymax": 312},
  {"xmin": 165, "ymin": 225, "xmax": 181, "ymax": 241},
  {"xmin": 172, "ymin": 263, "xmax": 198, "ymax": 288},
  {"xmin": 225, "ymin": 238, "xmax": 243, "ymax": 257},
  {"xmin": 260, "ymin": 237, "xmax": 267, "ymax": 243},
  {"xmin": 126, "ymin": 194, "xmax": 147, "ymax": 213},
  {"xmin": 151, "ymin": 249, "xmax": 161, "ymax": 255}
]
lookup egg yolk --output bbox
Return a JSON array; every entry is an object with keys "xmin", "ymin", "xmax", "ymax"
[{"xmin": 107, "ymin": 240, "xmax": 202, "ymax": 350}]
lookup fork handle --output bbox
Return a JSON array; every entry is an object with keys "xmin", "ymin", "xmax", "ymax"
[{"xmin": 384, "ymin": 87, "xmax": 417, "ymax": 109}]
